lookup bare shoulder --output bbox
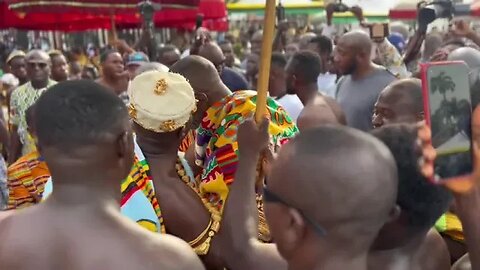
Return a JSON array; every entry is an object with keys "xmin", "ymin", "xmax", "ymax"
[
  {"xmin": 452, "ymin": 254, "xmax": 471, "ymax": 270},
  {"xmin": 297, "ymin": 99, "xmax": 339, "ymax": 131},
  {"xmin": 145, "ymin": 234, "xmax": 205, "ymax": 270},
  {"xmin": 416, "ymin": 229, "xmax": 450, "ymax": 270}
]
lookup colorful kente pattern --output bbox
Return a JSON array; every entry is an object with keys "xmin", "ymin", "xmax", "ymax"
[{"xmin": 195, "ymin": 90, "xmax": 299, "ymax": 212}]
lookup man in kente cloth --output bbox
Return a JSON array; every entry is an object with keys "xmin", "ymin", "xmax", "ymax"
[
  {"xmin": 0, "ymin": 80, "xmax": 204, "ymax": 270},
  {"xmin": 170, "ymin": 56, "xmax": 298, "ymax": 242}
]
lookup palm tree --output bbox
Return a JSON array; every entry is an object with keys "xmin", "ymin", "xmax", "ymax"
[
  {"xmin": 430, "ymin": 71, "xmax": 457, "ymax": 135},
  {"xmin": 431, "ymin": 71, "xmax": 456, "ymax": 102}
]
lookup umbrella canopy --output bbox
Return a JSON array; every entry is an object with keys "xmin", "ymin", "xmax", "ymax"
[
  {"xmin": 7, "ymin": 0, "xmax": 200, "ymax": 13},
  {"xmin": 3, "ymin": 0, "xmax": 226, "ymax": 31},
  {"xmin": 0, "ymin": 0, "xmax": 113, "ymax": 31}
]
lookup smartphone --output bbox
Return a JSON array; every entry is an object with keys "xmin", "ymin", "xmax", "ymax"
[
  {"xmin": 369, "ymin": 23, "xmax": 389, "ymax": 40},
  {"xmin": 421, "ymin": 61, "xmax": 473, "ymax": 183}
]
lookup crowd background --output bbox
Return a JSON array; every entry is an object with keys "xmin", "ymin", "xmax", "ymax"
[{"xmin": 3, "ymin": 0, "xmax": 480, "ymax": 269}]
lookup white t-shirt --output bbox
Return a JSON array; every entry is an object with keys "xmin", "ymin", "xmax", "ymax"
[
  {"xmin": 317, "ymin": 73, "xmax": 337, "ymax": 98},
  {"xmin": 276, "ymin": 94, "xmax": 304, "ymax": 123}
]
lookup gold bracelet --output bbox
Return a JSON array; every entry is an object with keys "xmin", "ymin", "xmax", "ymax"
[
  {"xmin": 188, "ymin": 219, "xmax": 213, "ymax": 247},
  {"xmin": 190, "ymin": 211, "xmax": 221, "ymax": 255}
]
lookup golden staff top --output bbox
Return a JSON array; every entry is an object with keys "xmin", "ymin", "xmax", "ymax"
[{"xmin": 255, "ymin": 0, "xmax": 276, "ymax": 124}]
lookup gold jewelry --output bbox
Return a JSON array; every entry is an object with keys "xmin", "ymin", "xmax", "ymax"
[
  {"xmin": 176, "ymin": 159, "xmax": 222, "ymax": 255},
  {"xmin": 154, "ymin": 78, "xmax": 168, "ymax": 95}
]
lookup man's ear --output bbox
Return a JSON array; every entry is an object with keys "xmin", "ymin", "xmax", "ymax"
[
  {"xmin": 116, "ymin": 131, "xmax": 131, "ymax": 158},
  {"xmin": 388, "ymin": 204, "xmax": 401, "ymax": 223}
]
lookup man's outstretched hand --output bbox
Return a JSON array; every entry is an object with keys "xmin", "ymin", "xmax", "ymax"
[{"xmin": 418, "ymin": 106, "xmax": 480, "ymax": 193}]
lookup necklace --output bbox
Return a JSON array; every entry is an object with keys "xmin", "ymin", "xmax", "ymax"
[{"xmin": 175, "ymin": 157, "xmax": 222, "ymax": 255}]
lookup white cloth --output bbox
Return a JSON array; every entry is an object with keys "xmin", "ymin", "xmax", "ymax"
[
  {"xmin": 276, "ymin": 94, "xmax": 303, "ymax": 123},
  {"xmin": 317, "ymin": 73, "xmax": 337, "ymax": 98}
]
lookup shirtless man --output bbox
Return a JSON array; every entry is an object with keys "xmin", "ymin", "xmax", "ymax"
[
  {"xmin": 221, "ymin": 121, "xmax": 399, "ymax": 270},
  {"xmin": 370, "ymin": 124, "xmax": 452, "ymax": 270},
  {"xmin": 95, "ymin": 50, "xmax": 129, "ymax": 104},
  {"xmin": 285, "ymin": 50, "xmax": 346, "ymax": 130},
  {"xmin": 372, "ymin": 78, "xmax": 424, "ymax": 129},
  {"xmin": 0, "ymin": 80, "xmax": 203, "ymax": 270}
]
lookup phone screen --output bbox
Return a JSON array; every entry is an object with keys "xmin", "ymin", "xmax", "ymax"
[{"xmin": 426, "ymin": 63, "xmax": 473, "ymax": 181}]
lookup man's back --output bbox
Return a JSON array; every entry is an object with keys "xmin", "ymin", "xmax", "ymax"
[
  {"xmin": 336, "ymin": 68, "xmax": 396, "ymax": 131},
  {"xmin": 0, "ymin": 205, "xmax": 204, "ymax": 270}
]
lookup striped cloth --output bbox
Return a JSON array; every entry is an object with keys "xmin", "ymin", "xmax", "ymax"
[{"xmin": 6, "ymin": 151, "xmax": 50, "ymax": 209}]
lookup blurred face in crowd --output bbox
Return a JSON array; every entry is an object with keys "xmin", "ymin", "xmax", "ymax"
[
  {"xmin": 9, "ymin": 56, "xmax": 27, "ymax": 83},
  {"xmin": 102, "ymin": 52, "xmax": 125, "ymax": 79},
  {"xmin": 269, "ymin": 63, "xmax": 286, "ymax": 97},
  {"xmin": 372, "ymin": 80, "xmax": 424, "ymax": 129},
  {"xmin": 26, "ymin": 51, "xmax": 51, "ymax": 86},
  {"xmin": 285, "ymin": 43, "xmax": 299, "ymax": 60},
  {"xmin": 251, "ymin": 31, "xmax": 263, "ymax": 55},
  {"xmin": 284, "ymin": 59, "xmax": 297, "ymax": 95},
  {"xmin": 159, "ymin": 49, "xmax": 180, "ymax": 68},
  {"xmin": 50, "ymin": 54, "xmax": 69, "ymax": 82},
  {"xmin": 333, "ymin": 40, "xmax": 356, "ymax": 75},
  {"xmin": 198, "ymin": 43, "xmax": 226, "ymax": 75},
  {"xmin": 246, "ymin": 53, "xmax": 259, "ymax": 77},
  {"xmin": 220, "ymin": 42, "xmax": 235, "ymax": 68}
]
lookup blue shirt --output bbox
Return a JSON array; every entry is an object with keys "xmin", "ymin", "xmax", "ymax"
[{"xmin": 221, "ymin": 67, "xmax": 249, "ymax": 92}]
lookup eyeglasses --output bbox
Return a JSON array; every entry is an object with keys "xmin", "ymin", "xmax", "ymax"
[
  {"xmin": 27, "ymin": 62, "xmax": 48, "ymax": 69},
  {"xmin": 263, "ymin": 186, "xmax": 327, "ymax": 236}
]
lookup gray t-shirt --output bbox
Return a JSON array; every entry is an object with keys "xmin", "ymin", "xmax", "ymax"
[{"xmin": 336, "ymin": 69, "xmax": 396, "ymax": 131}]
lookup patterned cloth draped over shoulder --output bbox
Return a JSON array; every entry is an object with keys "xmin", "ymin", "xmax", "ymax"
[
  {"xmin": 435, "ymin": 211, "xmax": 464, "ymax": 243},
  {"xmin": 195, "ymin": 90, "xmax": 299, "ymax": 213},
  {"xmin": 7, "ymin": 151, "xmax": 50, "ymax": 209}
]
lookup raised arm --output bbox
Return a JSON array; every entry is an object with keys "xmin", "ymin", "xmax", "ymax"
[{"xmin": 221, "ymin": 118, "xmax": 286, "ymax": 270}]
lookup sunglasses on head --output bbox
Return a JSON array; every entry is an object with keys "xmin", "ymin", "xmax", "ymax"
[
  {"xmin": 263, "ymin": 186, "xmax": 327, "ymax": 236},
  {"xmin": 28, "ymin": 62, "xmax": 48, "ymax": 69}
]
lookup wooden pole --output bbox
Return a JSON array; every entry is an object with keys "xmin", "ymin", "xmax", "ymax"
[{"xmin": 254, "ymin": 0, "xmax": 276, "ymax": 124}]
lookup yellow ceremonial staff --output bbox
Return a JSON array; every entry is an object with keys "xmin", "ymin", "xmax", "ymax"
[{"xmin": 254, "ymin": 0, "xmax": 277, "ymax": 124}]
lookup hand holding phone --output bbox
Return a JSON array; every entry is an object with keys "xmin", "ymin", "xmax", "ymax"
[
  {"xmin": 421, "ymin": 61, "xmax": 474, "ymax": 189},
  {"xmin": 369, "ymin": 23, "xmax": 389, "ymax": 42}
]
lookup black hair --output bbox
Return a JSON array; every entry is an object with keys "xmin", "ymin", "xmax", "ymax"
[
  {"xmin": 289, "ymin": 51, "xmax": 322, "ymax": 84},
  {"xmin": 34, "ymin": 80, "xmax": 128, "ymax": 149},
  {"xmin": 309, "ymin": 35, "xmax": 333, "ymax": 55},
  {"xmin": 271, "ymin": 52, "xmax": 287, "ymax": 69},
  {"xmin": 371, "ymin": 124, "xmax": 452, "ymax": 230},
  {"xmin": 100, "ymin": 49, "xmax": 119, "ymax": 63}
]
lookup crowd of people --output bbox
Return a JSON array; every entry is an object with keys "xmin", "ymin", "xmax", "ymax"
[{"xmin": 1, "ymin": 4, "xmax": 480, "ymax": 270}]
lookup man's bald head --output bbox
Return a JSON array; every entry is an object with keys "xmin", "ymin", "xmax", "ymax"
[
  {"xmin": 448, "ymin": 47, "xmax": 480, "ymax": 107},
  {"xmin": 448, "ymin": 47, "xmax": 480, "ymax": 69},
  {"xmin": 334, "ymin": 31, "xmax": 372, "ymax": 75},
  {"xmin": 170, "ymin": 55, "xmax": 221, "ymax": 92},
  {"xmin": 373, "ymin": 78, "xmax": 423, "ymax": 129},
  {"xmin": 298, "ymin": 32, "xmax": 317, "ymax": 50},
  {"xmin": 266, "ymin": 125, "xmax": 398, "ymax": 257},
  {"xmin": 339, "ymin": 31, "xmax": 372, "ymax": 55},
  {"xmin": 197, "ymin": 42, "xmax": 226, "ymax": 74}
]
